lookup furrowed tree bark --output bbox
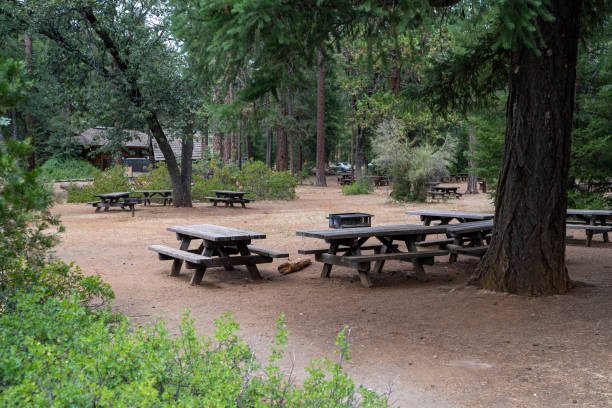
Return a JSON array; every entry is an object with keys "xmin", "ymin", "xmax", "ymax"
[
  {"xmin": 315, "ymin": 49, "xmax": 327, "ymax": 186},
  {"xmin": 473, "ymin": 0, "xmax": 580, "ymax": 295},
  {"xmin": 287, "ymin": 87, "xmax": 294, "ymax": 174},
  {"xmin": 276, "ymin": 87, "xmax": 288, "ymax": 171},
  {"xmin": 213, "ymin": 132, "xmax": 223, "ymax": 157}
]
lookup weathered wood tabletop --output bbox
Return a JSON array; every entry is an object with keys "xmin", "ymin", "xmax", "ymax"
[
  {"xmin": 96, "ymin": 192, "xmax": 131, "ymax": 200},
  {"xmin": 406, "ymin": 210, "xmax": 494, "ymax": 225},
  {"xmin": 297, "ymin": 224, "xmax": 448, "ymax": 287},
  {"xmin": 211, "ymin": 190, "xmax": 246, "ymax": 197},
  {"xmin": 162, "ymin": 224, "xmax": 269, "ymax": 281}
]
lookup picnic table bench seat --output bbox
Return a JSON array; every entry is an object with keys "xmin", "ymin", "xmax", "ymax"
[
  {"xmin": 298, "ymin": 244, "xmax": 398, "ymax": 255},
  {"xmin": 246, "ymin": 245, "xmax": 289, "ymax": 258},
  {"xmin": 149, "ymin": 245, "xmax": 213, "ymax": 264},
  {"xmin": 338, "ymin": 249, "xmax": 448, "ymax": 264},
  {"xmin": 566, "ymin": 224, "xmax": 612, "ymax": 246}
]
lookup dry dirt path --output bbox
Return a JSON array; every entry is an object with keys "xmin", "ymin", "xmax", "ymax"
[{"xmin": 53, "ymin": 179, "xmax": 612, "ymax": 407}]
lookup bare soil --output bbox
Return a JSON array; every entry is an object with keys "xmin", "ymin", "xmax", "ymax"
[{"xmin": 53, "ymin": 178, "xmax": 612, "ymax": 408}]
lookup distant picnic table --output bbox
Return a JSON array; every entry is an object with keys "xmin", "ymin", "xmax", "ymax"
[
  {"xmin": 406, "ymin": 210, "xmax": 494, "ymax": 226},
  {"xmin": 135, "ymin": 190, "xmax": 172, "ymax": 206},
  {"xmin": 566, "ymin": 209, "xmax": 612, "ymax": 245},
  {"xmin": 368, "ymin": 175, "xmax": 390, "ymax": 187},
  {"xmin": 296, "ymin": 224, "xmax": 448, "ymax": 287},
  {"xmin": 148, "ymin": 224, "xmax": 287, "ymax": 285},
  {"xmin": 88, "ymin": 192, "xmax": 141, "ymax": 216},
  {"xmin": 429, "ymin": 186, "xmax": 462, "ymax": 200},
  {"xmin": 204, "ymin": 190, "xmax": 252, "ymax": 208},
  {"xmin": 337, "ymin": 173, "xmax": 354, "ymax": 185}
]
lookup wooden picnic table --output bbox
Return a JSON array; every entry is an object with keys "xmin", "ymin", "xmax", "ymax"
[
  {"xmin": 567, "ymin": 209, "xmax": 612, "ymax": 245},
  {"xmin": 205, "ymin": 190, "xmax": 252, "ymax": 208},
  {"xmin": 406, "ymin": 210, "xmax": 494, "ymax": 226},
  {"xmin": 428, "ymin": 186, "xmax": 462, "ymax": 200},
  {"xmin": 148, "ymin": 224, "xmax": 287, "ymax": 285},
  {"xmin": 296, "ymin": 224, "xmax": 448, "ymax": 287},
  {"xmin": 135, "ymin": 190, "xmax": 173, "ymax": 206},
  {"xmin": 445, "ymin": 220, "xmax": 493, "ymax": 262},
  {"xmin": 368, "ymin": 175, "xmax": 390, "ymax": 186},
  {"xmin": 89, "ymin": 192, "xmax": 140, "ymax": 216},
  {"xmin": 337, "ymin": 173, "xmax": 355, "ymax": 185}
]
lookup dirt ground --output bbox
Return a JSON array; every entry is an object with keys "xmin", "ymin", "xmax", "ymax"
[{"xmin": 53, "ymin": 178, "xmax": 611, "ymax": 408}]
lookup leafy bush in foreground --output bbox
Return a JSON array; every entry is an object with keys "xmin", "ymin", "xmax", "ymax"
[
  {"xmin": 0, "ymin": 293, "xmax": 390, "ymax": 408},
  {"xmin": 39, "ymin": 158, "xmax": 102, "ymax": 181}
]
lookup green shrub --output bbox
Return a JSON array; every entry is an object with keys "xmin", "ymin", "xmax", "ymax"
[
  {"xmin": 1, "ymin": 141, "xmax": 61, "ymax": 288},
  {"xmin": 342, "ymin": 177, "xmax": 373, "ymax": 195},
  {"xmin": 67, "ymin": 165, "xmax": 131, "ymax": 203},
  {"xmin": 39, "ymin": 158, "xmax": 102, "ymax": 181},
  {"xmin": 237, "ymin": 160, "xmax": 297, "ymax": 200},
  {"xmin": 567, "ymin": 190, "xmax": 611, "ymax": 210},
  {"xmin": 134, "ymin": 162, "xmax": 172, "ymax": 190},
  {"xmin": 0, "ymin": 294, "xmax": 390, "ymax": 407}
]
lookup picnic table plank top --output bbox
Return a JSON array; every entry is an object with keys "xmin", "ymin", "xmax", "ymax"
[
  {"xmin": 296, "ymin": 224, "xmax": 447, "ymax": 240},
  {"xmin": 567, "ymin": 209, "xmax": 612, "ymax": 216},
  {"xmin": 96, "ymin": 192, "xmax": 131, "ymax": 199},
  {"xmin": 445, "ymin": 220, "xmax": 494, "ymax": 234},
  {"xmin": 211, "ymin": 190, "xmax": 246, "ymax": 195},
  {"xmin": 167, "ymin": 224, "xmax": 265, "ymax": 242},
  {"xmin": 432, "ymin": 186, "xmax": 459, "ymax": 191},
  {"xmin": 405, "ymin": 210, "xmax": 494, "ymax": 219},
  {"xmin": 134, "ymin": 190, "xmax": 172, "ymax": 194}
]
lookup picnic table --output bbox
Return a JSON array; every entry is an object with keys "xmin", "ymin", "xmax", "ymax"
[
  {"xmin": 296, "ymin": 224, "xmax": 448, "ymax": 287},
  {"xmin": 148, "ymin": 224, "xmax": 288, "ymax": 285},
  {"xmin": 135, "ymin": 190, "xmax": 173, "ymax": 206},
  {"xmin": 204, "ymin": 190, "xmax": 252, "ymax": 208},
  {"xmin": 445, "ymin": 220, "xmax": 493, "ymax": 262},
  {"xmin": 406, "ymin": 210, "xmax": 494, "ymax": 226},
  {"xmin": 566, "ymin": 209, "xmax": 612, "ymax": 245},
  {"xmin": 88, "ymin": 192, "xmax": 141, "ymax": 216},
  {"xmin": 337, "ymin": 173, "xmax": 355, "ymax": 185},
  {"xmin": 368, "ymin": 175, "xmax": 390, "ymax": 187},
  {"xmin": 429, "ymin": 186, "xmax": 462, "ymax": 200}
]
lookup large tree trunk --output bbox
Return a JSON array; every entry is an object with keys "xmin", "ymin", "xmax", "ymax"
[
  {"xmin": 465, "ymin": 130, "xmax": 479, "ymax": 194},
  {"xmin": 355, "ymin": 126, "xmax": 365, "ymax": 178},
  {"xmin": 276, "ymin": 88, "xmax": 288, "ymax": 171},
  {"xmin": 146, "ymin": 114, "xmax": 192, "ymax": 207},
  {"xmin": 213, "ymin": 132, "xmax": 223, "ymax": 157},
  {"xmin": 315, "ymin": 50, "xmax": 327, "ymax": 186},
  {"xmin": 286, "ymin": 88, "xmax": 294, "ymax": 174},
  {"xmin": 223, "ymin": 133, "xmax": 232, "ymax": 162},
  {"xmin": 473, "ymin": 0, "xmax": 580, "ymax": 295}
]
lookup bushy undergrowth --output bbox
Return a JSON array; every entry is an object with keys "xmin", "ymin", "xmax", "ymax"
[
  {"xmin": 0, "ymin": 296, "xmax": 389, "ymax": 407},
  {"xmin": 66, "ymin": 165, "xmax": 130, "ymax": 203},
  {"xmin": 342, "ymin": 177, "xmax": 373, "ymax": 195},
  {"xmin": 567, "ymin": 189, "xmax": 611, "ymax": 210},
  {"xmin": 66, "ymin": 160, "xmax": 297, "ymax": 202},
  {"xmin": 39, "ymin": 158, "xmax": 102, "ymax": 181}
]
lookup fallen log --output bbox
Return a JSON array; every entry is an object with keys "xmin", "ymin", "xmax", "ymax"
[{"xmin": 278, "ymin": 258, "xmax": 312, "ymax": 275}]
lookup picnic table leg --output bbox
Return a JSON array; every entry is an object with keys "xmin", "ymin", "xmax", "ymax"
[
  {"xmin": 130, "ymin": 204, "xmax": 135, "ymax": 217},
  {"xmin": 237, "ymin": 243, "xmax": 262, "ymax": 280},
  {"xmin": 405, "ymin": 239, "xmax": 427, "ymax": 281},
  {"xmin": 596, "ymin": 217, "xmax": 609, "ymax": 243},
  {"xmin": 215, "ymin": 246, "xmax": 235, "ymax": 271},
  {"xmin": 372, "ymin": 245, "xmax": 386, "ymax": 274},
  {"xmin": 349, "ymin": 239, "xmax": 372, "ymax": 287},
  {"xmin": 171, "ymin": 236, "xmax": 191, "ymax": 276},
  {"xmin": 190, "ymin": 247, "xmax": 214, "ymax": 285},
  {"xmin": 241, "ymin": 200, "xmax": 246, "ymax": 208},
  {"xmin": 321, "ymin": 243, "xmax": 339, "ymax": 278},
  {"xmin": 449, "ymin": 236, "xmax": 461, "ymax": 263}
]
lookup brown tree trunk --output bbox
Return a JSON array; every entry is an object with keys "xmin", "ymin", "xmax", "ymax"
[
  {"xmin": 315, "ymin": 50, "xmax": 327, "ymax": 186},
  {"xmin": 465, "ymin": 130, "xmax": 479, "ymax": 194},
  {"xmin": 286, "ymin": 88, "xmax": 294, "ymax": 174},
  {"xmin": 473, "ymin": 0, "xmax": 579, "ymax": 295},
  {"xmin": 266, "ymin": 127, "xmax": 273, "ymax": 169},
  {"xmin": 223, "ymin": 133, "xmax": 232, "ymax": 162},
  {"xmin": 276, "ymin": 88, "xmax": 288, "ymax": 171},
  {"xmin": 389, "ymin": 48, "xmax": 401, "ymax": 97},
  {"xmin": 213, "ymin": 132, "xmax": 223, "ymax": 158},
  {"xmin": 355, "ymin": 126, "xmax": 365, "ymax": 178}
]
